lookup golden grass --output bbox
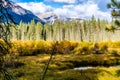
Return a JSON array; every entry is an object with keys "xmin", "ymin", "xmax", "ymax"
[
  {"xmin": 1, "ymin": 40, "xmax": 120, "ymax": 79},
  {"xmin": 5, "ymin": 53, "xmax": 120, "ymax": 80},
  {"xmin": 0, "ymin": 40, "xmax": 120, "ymax": 56}
]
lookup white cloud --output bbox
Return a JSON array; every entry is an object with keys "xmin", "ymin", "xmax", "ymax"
[
  {"xmin": 45, "ymin": 0, "xmax": 89, "ymax": 4},
  {"xmin": 45, "ymin": 0, "xmax": 77, "ymax": 4},
  {"xmin": 17, "ymin": 1, "xmax": 111, "ymax": 20},
  {"xmin": 17, "ymin": 2, "xmax": 54, "ymax": 14},
  {"xmin": 54, "ymin": 1, "xmax": 111, "ymax": 20}
]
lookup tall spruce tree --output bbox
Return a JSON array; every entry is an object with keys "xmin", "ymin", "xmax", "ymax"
[{"xmin": 35, "ymin": 22, "xmax": 42, "ymax": 40}]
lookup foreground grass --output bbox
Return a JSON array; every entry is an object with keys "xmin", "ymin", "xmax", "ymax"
[
  {"xmin": 1, "ymin": 40, "xmax": 120, "ymax": 79},
  {"xmin": 6, "ymin": 53, "xmax": 120, "ymax": 80}
]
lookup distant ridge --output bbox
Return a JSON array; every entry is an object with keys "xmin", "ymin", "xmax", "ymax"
[
  {"xmin": 5, "ymin": 1, "xmax": 45, "ymax": 24},
  {"xmin": 37, "ymin": 12, "xmax": 83, "ymax": 25},
  {"xmin": 37, "ymin": 12, "xmax": 59, "ymax": 24},
  {"xmin": 3, "ymin": 1, "xmax": 83, "ymax": 25}
]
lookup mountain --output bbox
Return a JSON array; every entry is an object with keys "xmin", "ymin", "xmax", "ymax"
[
  {"xmin": 37, "ymin": 12, "xmax": 59, "ymax": 24},
  {"xmin": 6, "ymin": 1, "xmax": 45, "ymax": 24},
  {"xmin": 37, "ymin": 12, "xmax": 83, "ymax": 24},
  {"xmin": 3, "ymin": 1, "xmax": 83, "ymax": 25}
]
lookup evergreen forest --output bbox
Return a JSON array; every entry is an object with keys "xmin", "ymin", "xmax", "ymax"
[{"xmin": 10, "ymin": 17, "xmax": 120, "ymax": 42}]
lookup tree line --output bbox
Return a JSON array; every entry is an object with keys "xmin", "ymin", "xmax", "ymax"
[{"xmin": 9, "ymin": 16, "xmax": 120, "ymax": 42}]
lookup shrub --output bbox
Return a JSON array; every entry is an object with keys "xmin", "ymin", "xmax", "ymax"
[
  {"xmin": 73, "ymin": 42, "xmax": 93, "ymax": 55},
  {"xmin": 56, "ymin": 40, "xmax": 78, "ymax": 54},
  {"xmin": 98, "ymin": 42, "xmax": 108, "ymax": 53},
  {"xmin": 9, "ymin": 40, "xmax": 53, "ymax": 56},
  {"xmin": 1, "ymin": 40, "xmax": 120, "ymax": 56}
]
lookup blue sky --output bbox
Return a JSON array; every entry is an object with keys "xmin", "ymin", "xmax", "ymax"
[{"xmin": 11, "ymin": 0, "xmax": 111, "ymax": 20}]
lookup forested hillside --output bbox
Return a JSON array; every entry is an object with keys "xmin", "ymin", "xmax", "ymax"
[{"xmin": 9, "ymin": 16, "xmax": 119, "ymax": 42}]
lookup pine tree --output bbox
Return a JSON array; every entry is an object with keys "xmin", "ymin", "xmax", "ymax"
[
  {"xmin": 35, "ymin": 22, "xmax": 42, "ymax": 40},
  {"xmin": 107, "ymin": 0, "xmax": 120, "ymax": 31},
  {"xmin": 26, "ymin": 20, "xmax": 36, "ymax": 40},
  {"xmin": 44, "ymin": 23, "xmax": 51, "ymax": 40}
]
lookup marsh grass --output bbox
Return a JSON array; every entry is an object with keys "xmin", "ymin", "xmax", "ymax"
[
  {"xmin": 2, "ymin": 40, "xmax": 120, "ymax": 80},
  {"xmin": 5, "ymin": 53, "xmax": 120, "ymax": 80}
]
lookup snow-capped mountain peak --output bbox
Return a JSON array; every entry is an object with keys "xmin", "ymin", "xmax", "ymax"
[
  {"xmin": 11, "ymin": 2, "xmax": 32, "ymax": 15},
  {"xmin": 37, "ymin": 12, "xmax": 59, "ymax": 24},
  {"xmin": 2, "ymin": 1, "xmax": 45, "ymax": 24}
]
